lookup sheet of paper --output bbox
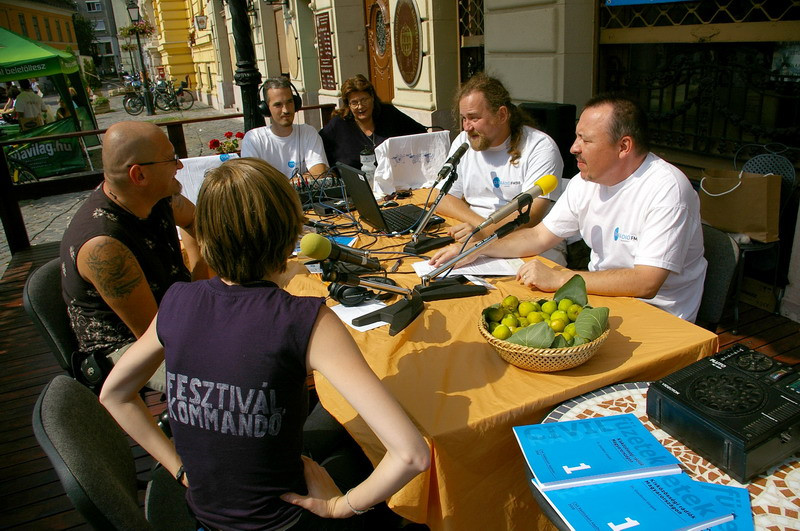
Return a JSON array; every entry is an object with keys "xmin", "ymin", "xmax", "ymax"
[
  {"xmin": 412, "ymin": 256, "xmax": 524, "ymax": 277},
  {"xmin": 329, "ymin": 301, "xmax": 389, "ymax": 332}
]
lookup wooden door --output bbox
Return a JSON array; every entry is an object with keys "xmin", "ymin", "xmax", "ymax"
[{"xmin": 364, "ymin": 0, "xmax": 393, "ymax": 103}]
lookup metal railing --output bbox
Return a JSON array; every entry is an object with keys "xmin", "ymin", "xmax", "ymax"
[{"xmin": 0, "ymin": 104, "xmax": 336, "ymax": 254}]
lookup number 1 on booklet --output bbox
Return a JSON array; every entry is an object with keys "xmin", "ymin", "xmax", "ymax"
[{"xmin": 513, "ymin": 413, "xmax": 681, "ymax": 491}]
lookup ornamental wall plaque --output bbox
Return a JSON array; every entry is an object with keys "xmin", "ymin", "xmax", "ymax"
[{"xmin": 393, "ymin": 0, "xmax": 422, "ymax": 87}]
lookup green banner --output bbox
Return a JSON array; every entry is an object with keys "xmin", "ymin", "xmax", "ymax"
[{"xmin": 3, "ymin": 118, "xmax": 87, "ymax": 178}]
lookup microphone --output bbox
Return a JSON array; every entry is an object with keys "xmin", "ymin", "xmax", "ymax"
[
  {"xmin": 435, "ymin": 142, "xmax": 470, "ymax": 184},
  {"xmin": 300, "ymin": 233, "xmax": 381, "ymax": 271},
  {"xmin": 474, "ymin": 174, "xmax": 559, "ymax": 233}
]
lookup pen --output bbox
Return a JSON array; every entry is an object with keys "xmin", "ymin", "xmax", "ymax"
[{"xmin": 389, "ymin": 259, "xmax": 403, "ymax": 273}]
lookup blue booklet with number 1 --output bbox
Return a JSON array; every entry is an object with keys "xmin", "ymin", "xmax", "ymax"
[
  {"xmin": 540, "ymin": 473, "xmax": 752, "ymax": 531},
  {"xmin": 513, "ymin": 413, "xmax": 682, "ymax": 491}
]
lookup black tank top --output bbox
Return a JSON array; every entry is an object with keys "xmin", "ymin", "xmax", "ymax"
[{"xmin": 60, "ymin": 186, "xmax": 190, "ymax": 357}]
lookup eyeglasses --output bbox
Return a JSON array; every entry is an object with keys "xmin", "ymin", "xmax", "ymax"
[
  {"xmin": 348, "ymin": 97, "xmax": 373, "ymax": 109},
  {"xmin": 129, "ymin": 154, "xmax": 181, "ymax": 167}
]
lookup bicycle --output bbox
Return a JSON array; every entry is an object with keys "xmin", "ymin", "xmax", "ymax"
[
  {"xmin": 7, "ymin": 155, "xmax": 38, "ymax": 184},
  {"xmin": 121, "ymin": 74, "xmax": 163, "ymax": 115},
  {"xmin": 122, "ymin": 89, "xmax": 146, "ymax": 115},
  {"xmin": 154, "ymin": 78, "xmax": 195, "ymax": 112}
]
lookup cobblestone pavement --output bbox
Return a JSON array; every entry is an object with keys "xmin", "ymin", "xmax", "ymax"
[{"xmin": 0, "ymin": 82, "xmax": 246, "ymax": 277}]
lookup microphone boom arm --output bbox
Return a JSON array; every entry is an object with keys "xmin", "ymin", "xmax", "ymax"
[
  {"xmin": 410, "ymin": 168, "xmax": 458, "ymax": 244},
  {"xmin": 422, "ymin": 204, "xmax": 532, "ymax": 286},
  {"xmin": 321, "ymin": 263, "xmax": 415, "ymax": 299}
]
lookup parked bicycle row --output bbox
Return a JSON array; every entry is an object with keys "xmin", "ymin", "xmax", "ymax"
[{"xmin": 122, "ymin": 74, "xmax": 195, "ymax": 115}]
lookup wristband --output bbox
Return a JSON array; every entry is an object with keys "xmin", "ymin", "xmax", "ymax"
[
  {"xmin": 175, "ymin": 465, "xmax": 185, "ymax": 483},
  {"xmin": 344, "ymin": 488, "xmax": 372, "ymax": 515}
]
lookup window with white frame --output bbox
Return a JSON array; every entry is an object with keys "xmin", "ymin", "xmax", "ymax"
[{"xmin": 86, "ymin": 2, "xmax": 101, "ymax": 12}]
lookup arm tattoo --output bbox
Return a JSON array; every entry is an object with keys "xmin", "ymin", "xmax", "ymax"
[{"xmin": 85, "ymin": 239, "xmax": 144, "ymax": 299}]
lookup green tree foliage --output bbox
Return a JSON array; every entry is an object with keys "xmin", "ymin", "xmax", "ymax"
[{"xmin": 72, "ymin": 14, "xmax": 96, "ymax": 57}]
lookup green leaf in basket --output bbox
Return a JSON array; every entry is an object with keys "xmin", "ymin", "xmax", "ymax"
[
  {"xmin": 572, "ymin": 336, "xmax": 590, "ymax": 347},
  {"xmin": 554, "ymin": 275, "xmax": 588, "ymax": 307},
  {"xmin": 507, "ymin": 321, "xmax": 554, "ymax": 348},
  {"xmin": 574, "ymin": 307, "xmax": 609, "ymax": 342},
  {"xmin": 550, "ymin": 334, "xmax": 572, "ymax": 349}
]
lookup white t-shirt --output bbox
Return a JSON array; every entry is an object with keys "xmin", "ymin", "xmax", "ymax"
[
  {"xmin": 241, "ymin": 124, "xmax": 328, "ymax": 179},
  {"xmin": 443, "ymin": 126, "xmax": 564, "ymax": 219},
  {"xmin": 543, "ymin": 153, "xmax": 707, "ymax": 321},
  {"xmin": 14, "ymin": 90, "xmax": 44, "ymax": 120}
]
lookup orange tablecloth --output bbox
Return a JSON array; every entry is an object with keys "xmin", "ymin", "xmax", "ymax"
[{"xmin": 289, "ymin": 205, "xmax": 719, "ymax": 531}]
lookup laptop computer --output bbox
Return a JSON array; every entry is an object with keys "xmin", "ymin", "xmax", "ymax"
[{"xmin": 336, "ymin": 162, "xmax": 444, "ymax": 234}]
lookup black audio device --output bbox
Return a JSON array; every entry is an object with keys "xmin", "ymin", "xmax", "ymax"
[{"xmin": 646, "ymin": 343, "xmax": 800, "ymax": 483}]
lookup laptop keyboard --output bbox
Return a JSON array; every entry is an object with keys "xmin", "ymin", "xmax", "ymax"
[{"xmin": 383, "ymin": 205, "xmax": 444, "ymax": 232}]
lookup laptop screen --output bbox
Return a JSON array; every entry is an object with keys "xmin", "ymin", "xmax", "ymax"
[{"xmin": 336, "ymin": 162, "xmax": 391, "ymax": 232}]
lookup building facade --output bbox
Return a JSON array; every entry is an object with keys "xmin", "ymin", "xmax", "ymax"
[
  {"xmin": 74, "ymin": 0, "xmax": 122, "ymax": 76},
  {"xmin": 0, "ymin": 0, "xmax": 78, "ymax": 52}
]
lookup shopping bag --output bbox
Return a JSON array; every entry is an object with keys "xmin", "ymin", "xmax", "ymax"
[{"xmin": 699, "ymin": 168, "xmax": 781, "ymax": 242}]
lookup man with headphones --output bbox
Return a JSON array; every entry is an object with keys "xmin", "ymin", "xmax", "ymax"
[{"xmin": 241, "ymin": 77, "xmax": 329, "ymax": 183}]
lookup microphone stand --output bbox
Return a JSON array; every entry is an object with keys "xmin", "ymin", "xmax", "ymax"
[
  {"xmin": 402, "ymin": 169, "xmax": 457, "ymax": 256},
  {"xmin": 322, "ymin": 263, "xmax": 424, "ymax": 336},
  {"xmin": 417, "ymin": 205, "xmax": 532, "ymax": 297}
]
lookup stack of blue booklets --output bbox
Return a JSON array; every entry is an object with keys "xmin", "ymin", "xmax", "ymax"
[{"xmin": 513, "ymin": 414, "xmax": 753, "ymax": 530}]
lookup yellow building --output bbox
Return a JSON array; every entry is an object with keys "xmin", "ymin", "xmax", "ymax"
[
  {"xmin": 183, "ymin": 0, "xmax": 222, "ymax": 107},
  {"xmin": 144, "ymin": 0, "xmax": 195, "ymax": 90},
  {"xmin": 0, "ymin": 0, "xmax": 78, "ymax": 51}
]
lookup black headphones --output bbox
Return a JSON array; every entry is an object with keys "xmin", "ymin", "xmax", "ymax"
[
  {"xmin": 258, "ymin": 78, "xmax": 303, "ymax": 117},
  {"xmin": 328, "ymin": 276, "xmax": 398, "ymax": 307}
]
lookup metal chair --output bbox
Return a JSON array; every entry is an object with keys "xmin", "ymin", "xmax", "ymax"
[
  {"xmin": 696, "ymin": 224, "xmax": 740, "ymax": 332},
  {"xmin": 31, "ymin": 375, "xmax": 195, "ymax": 531},
  {"xmin": 729, "ymin": 144, "xmax": 798, "ymax": 330}
]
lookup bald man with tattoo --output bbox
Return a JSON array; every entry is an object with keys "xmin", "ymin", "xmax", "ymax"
[{"xmin": 61, "ymin": 122, "xmax": 207, "ymax": 391}]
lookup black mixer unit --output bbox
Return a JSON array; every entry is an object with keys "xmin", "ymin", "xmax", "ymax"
[{"xmin": 646, "ymin": 343, "xmax": 800, "ymax": 483}]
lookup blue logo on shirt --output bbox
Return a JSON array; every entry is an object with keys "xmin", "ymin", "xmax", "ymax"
[
  {"xmin": 490, "ymin": 171, "xmax": 521, "ymax": 188},
  {"xmin": 614, "ymin": 227, "xmax": 638, "ymax": 242},
  {"xmin": 288, "ymin": 160, "xmax": 296, "ymax": 169}
]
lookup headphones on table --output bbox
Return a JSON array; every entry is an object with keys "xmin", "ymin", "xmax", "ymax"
[
  {"xmin": 258, "ymin": 78, "xmax": 303, "ymax": 117},
  {"xmin": 328, "ymin": 276, "xmax": 398, "ymax": 307}
]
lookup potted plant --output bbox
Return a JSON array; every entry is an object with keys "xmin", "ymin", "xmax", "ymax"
[{"xmin": 93, "ymin": 96, "xmax": 111, "ymax": 114}]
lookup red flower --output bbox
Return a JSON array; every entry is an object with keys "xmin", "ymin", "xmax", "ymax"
[
  {"xmin": 209, "ymin": 139, "xmax": 220, "ymax": 149},
  {"xmin": 235, "ymin": 132, "xmax": 244, "ymax": 139},
  {"xmin": 224, "ymin": 131, "xmax": 233, "ymax": 138}
]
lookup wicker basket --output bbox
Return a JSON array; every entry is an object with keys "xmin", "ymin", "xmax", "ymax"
[{"xmin": 478, "ymin": 318, "xmax": 610, "ymax": 372}]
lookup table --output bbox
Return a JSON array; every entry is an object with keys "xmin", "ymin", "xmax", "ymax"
[
  {"xmin": 540, "ymin": 382, "xmax": 800, "ymax": 530},
  {"xmin": 293, "ymin": 198, "xmax": 719, "ymax": 530}
]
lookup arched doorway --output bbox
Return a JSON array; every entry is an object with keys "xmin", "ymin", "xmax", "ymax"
[{"xmin": 365, "ymin": 0, "xmax": 393, "ymax": 102}]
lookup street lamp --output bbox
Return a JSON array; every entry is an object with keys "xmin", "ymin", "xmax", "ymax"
[{"xmin": 126, "ymin": 0, "xmax": 155, "ymax": 115}]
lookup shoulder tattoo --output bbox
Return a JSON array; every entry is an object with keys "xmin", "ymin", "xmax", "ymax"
[{"xmin": 84, "ymin": 239, "xmax": 144, "ymax": 299}]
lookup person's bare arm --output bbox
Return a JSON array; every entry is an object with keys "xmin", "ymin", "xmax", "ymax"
[
  {"xmin": 517, "ymin": 260, "xmax": 671, "ymax": 299},
  {"xmin": 172, "ymin": 194, "xmax": 208, "ymax": 280},
  {"xmin": 77, "ymin": 236, "xmax": 158, "ymax": 338},
  {"xmin": 281, "ymin": 306, "xmax": 429, "ymax": 518},
  {"xmin": 438, "ymin": 195, "xmax": 551, "ymax": 242},
  {"xmin": 307, "ymin": 163, "xmax": 329, "ymax": 179},
  {"xmin": 100, "ymin": 317, "xmax": 187, "ymax": 486},
  {"xmin": 429, "ymin": 222, "xmax": 562, "ymax": 268}
]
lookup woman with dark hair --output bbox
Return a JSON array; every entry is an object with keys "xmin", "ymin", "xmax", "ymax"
[{"xmin": 319, "ymin": 74, "xmax": 427, "ymax": 169}]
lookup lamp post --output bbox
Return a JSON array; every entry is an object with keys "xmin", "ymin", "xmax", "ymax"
[
  {"xmin": 227, "ymin": 0, "xmax": 265, "ymax": 131},
  {"xmin": 126, "ymin": 0, "xmax": 155, "ymax": 115}
]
